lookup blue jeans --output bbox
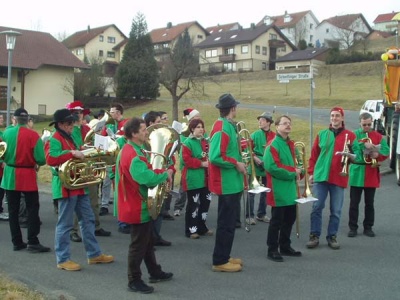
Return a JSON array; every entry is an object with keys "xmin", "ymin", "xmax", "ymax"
[
  {"xmin": 310, "ymin": 182, "xmax": 344, "ymax": 239},
  {"xmin": 245, "ymin": 176, "xmax": 267, "ymax": 218},
  {"xmin": 55, "ymin": 194, "xmax": 102, "ymax": 264}
]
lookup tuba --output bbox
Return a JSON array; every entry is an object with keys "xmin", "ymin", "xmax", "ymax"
[
  {"xmin": 143, "ymin": 124, "xmax": 179, "ymax": 220},
  {"xmin": 0, "ymin": 141, "xmax": 7, "ymax": 159},
  {"xmin": 58, "ymin": 140, "xmax": 119, "ymax": 190}
]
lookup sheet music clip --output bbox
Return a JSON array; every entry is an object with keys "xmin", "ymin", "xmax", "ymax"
[
  {"xmin": 295, "ymin": 196, "xmax": 318, "ymax": 204},
  {"xmin": 248, "ymin": 186, "xmax": 271, "ymax": 194}
]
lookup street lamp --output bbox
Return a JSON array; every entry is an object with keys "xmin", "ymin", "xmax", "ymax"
[{"xmin": 0, "ymin": 30, "xmax": 21, "ymax": 126}]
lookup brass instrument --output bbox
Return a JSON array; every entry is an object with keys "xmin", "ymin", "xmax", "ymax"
[
  {"xmin": 294, "ymin": 142, "xmax": 317, "ymax": 238},
  {"xmin": 144, "ymin": 124, "xmax": 179, "ymax": 220},
  {"xmin": 340, "ymin": 133, "xmax": 351, "ymax": 176},
  {"xmin": 0, "ymin": 141, "xmax": 7, "ymax": 159},
  {"xmin": 181, "ymin": 122, "xmax": 190, "ymax": 137},
  {"xmin": 236, "ymin": 121, "xmax": 264, "ymax": 233},
  {"xmin": 363, "ymin": 132, "xmax": 380, "ymax": 168},
  {"xmin": 58, "ymin": 140, "xmax": 119, "ymax": 190},
  {"xmin": 41, "ymin": 129, "xmax": 51, "ymax": 143},
  {"xmin": 84, "ymin": 110, "xmax": 113, "ymax": 145}
]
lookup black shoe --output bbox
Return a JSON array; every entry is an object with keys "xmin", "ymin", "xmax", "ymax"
[
  {"xmin": 13, "ymin": 242, "xmax": 27, "ymax": 251},
  {"xmin": 154, "ymin": 238, "xmax": 171, "ymax": 246},
  {"xmin": 149, "ymin": 271, "xmax": 173, "ymax": 283},
  {"xmin": 27, "ymin": 243, "xmax": 51, "ymax": 253},
  {"xmin": 99, "ymin": 207, "xmax": 109, "ymax": 216},
  {"xmin": 70, "ymin": 232, "xmax": 82, "ymax": 242},
  {"xmin": 363, "ymin": 229, "xmax": 375, "ymax": 237},
  {"xmin": 267, "ymin": 251, "xmax": 284, "ymax": 262},
  {"xmin": 95, "ymin": 228, "xmax": 111, "ymax": 237},
  {"xmin": 348, "ymin": 229, "xmax": 357, "ymax": 237},
  {"xmin": 162, "ymin": 214, "xmax": 175, "ymax": 221},
  {"xmin": 118, "ymin": 227, "xmax": 131, "ymax": 234},
  {"xmin": 128, "ymin": 280, "xmax": 154, "ymax": 294},
  {"xmin": 280, "ymin": 247, "xmax": 302, "ymax": 257}
]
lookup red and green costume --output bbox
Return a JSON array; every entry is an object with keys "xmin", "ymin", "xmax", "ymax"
[
  {"xmin": 349, "ymin": 129, "xmax": 389, "ymax": 188},
  {"xmin": 248, "ymin": 129, "xmax": 275, "ymax": 176},
  {"xmin": 208, "ymin": 118, "xmax": 243, "ymax": 195},
  {"xmin": 115, "ymin": 141, "xmax": 168, "ymax": 224},
  {"xmin": 1, "ymin": 125, "xmax": 45, "ymax": 191}
]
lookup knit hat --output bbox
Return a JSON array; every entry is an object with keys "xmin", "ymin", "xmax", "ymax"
[
  {"xmin": 66, "ymin": 100, "xmax": 90, "ymax": 116},
  {"xmin": 331, "ymin": 106, "xmax": 344, "ymax": 116},
  {"xmin": 183, "ymin": 108, "xmax": 200, "ymax": 121}
]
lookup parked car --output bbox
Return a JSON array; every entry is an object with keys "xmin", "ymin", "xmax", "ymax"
[{"xmin": 359, "ymin": 100, "xmax": 384, "ymax": 121}]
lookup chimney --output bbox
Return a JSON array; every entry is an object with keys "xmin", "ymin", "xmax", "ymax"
[
  {"xmin": 167, "ymin": 22, "xmax": 172, "ymax": 29},
  {"xmin": 87, "ymin": 25, "xmax": 90, "ymax": 33},
  {"xmin": 251, "ymin": 23, "xmax": 255, "ymax": 29}
]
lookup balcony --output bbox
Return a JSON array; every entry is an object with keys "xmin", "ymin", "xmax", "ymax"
[
  {"xmin": 154, "ymin": 48, "xmax": 171, "ymax": 55},
  {"xmin": 269, "ymin": 39, "xmax": 285, "ymax": 48},
  {"xmin": 219, "ymin": 54, "xmax": 236, "ymax": 62}
]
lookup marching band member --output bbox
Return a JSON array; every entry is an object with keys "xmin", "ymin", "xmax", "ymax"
[
  {"xmin": 209, "ymin": 93, "xmax": 245, "ymax": 272},
  {"xmin": 66, "ymin": 101, "xmax": 111, "ymax": 242},
  {"xmin": 264, "ymin": 115, "xmax": 302, "ymax": 262},
  {"xmin": 181, "ymin": 118, "xmax": 212, "ymax": 239},
  {"xmin": 2, "ymin": 108, "xmax": 49, "ymax": 253},
  {"xmin": 0, "ymin": 114, "xmax": 8, "ymax": 221},
  {"xmin": 115, "ymin": 117, "xmax": 173, "ymax": 294},
  {"xmin": 307, "ymin": 107, "xmax": 359, "ymax": 250},
  {"xmin": 46, "ymin": 108, "xmax": 114, "ymax": 271},
  {"xmin": 245, "ymin": 112, "xmax": 275, "ymax": 225},
  {"xmin": 348, "ymin": 112, "xmax": 389, "ymax": 238}
]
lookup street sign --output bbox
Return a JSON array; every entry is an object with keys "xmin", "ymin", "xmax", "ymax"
[
  {"xmin": 277, "ymin": 73, "xmax": 311, "ymax": 81},
  {"xmin": 279, "ymin": 80, "xmax": 290, "ymax": 83}
]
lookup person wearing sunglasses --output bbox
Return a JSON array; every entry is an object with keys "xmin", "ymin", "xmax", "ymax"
[{"xmin": 347, "ymin": 112, "xmax": 389, "ymax": 238}]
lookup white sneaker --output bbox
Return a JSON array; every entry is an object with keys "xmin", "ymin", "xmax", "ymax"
[
  {"xmin": 256, "ymin": 215, "xmax": 270, "ymax": 223},
  {"xmin": 0, "ymin": 212, "xmax": 9, "ymax": 220},
  {"xmin": 250, "ymin": 218, "xmax": 256, "ymax": 225},
  {"xmin": 174, "ymin": 210, "xmax": 181, "ymax": 216}
]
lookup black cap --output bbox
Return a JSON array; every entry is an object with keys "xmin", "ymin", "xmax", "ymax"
[
  {"xmin": 257, "ymin": 112, "xmax": 273, "ymax": 122},
  {"xmin": 49, "ymin": 109, "xmax": 75, "ymax": 126},
  {"xmin": 14, "ymin": 108, "xmax": 29, "ymax": 117},
  {"xmin": 215, "ymin": 93, "xmax": 240, "ymax": 109}
]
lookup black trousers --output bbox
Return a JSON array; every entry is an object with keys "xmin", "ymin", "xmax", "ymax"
[
  {"xmin": 267, "ymin": 205, "xmax": 296, "ymax": 252},
  {"xmin": 349, "ymin": 186, "xmax": 376, "ymax": 230},
  {"xmin": 128, "ymin": 221, "xmax": 162, "ymax": 283},
  {"xmin": 212, "ymin": 192, "xmax": 242, "ymax": 265},
  {"xmin": 7, "ymin": 190, "xmax": 40, "ymax": 246},
  {"xmin": 185, "ymin": 187, "xmax": 211, "ymax": 236}
]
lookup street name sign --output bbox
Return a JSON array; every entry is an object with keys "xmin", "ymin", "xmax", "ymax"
[{"xmin": 276, "ymin": 73, "xmax": 311, "ymax": 81}]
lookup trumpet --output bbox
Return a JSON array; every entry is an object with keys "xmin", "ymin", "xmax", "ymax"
[
  {"xmin": 340, "ymin": 133, "xmax": 350, "ymax": 176},
  {"xmin": 363, "ymin": 132, "xmax": 380, "ymax": 168}
]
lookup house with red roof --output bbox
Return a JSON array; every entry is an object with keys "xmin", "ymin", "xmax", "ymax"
[
  {"xmin": 206, "ymin": 23, "xmax": 241, "ymax": 35},
  {"xmin": 256, "ymin": 10, "xmax": 319, "ymax": 47},
  {"xmin": 149, "ymin": 21, "xmax": 209, "ymax": 61},
  {"xmin": 0, "ymin": 26, "xmax": 88, "ymax": 115},
  {"xmin": 315, "ymin": 14, "xmax": 372, "ymax": 50},
  {"xmin": 373, "ymin": 11, "xmax": 399, "ymax": 33}
]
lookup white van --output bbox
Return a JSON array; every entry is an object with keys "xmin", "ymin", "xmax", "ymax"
[{"xmin": 359, "ymin": 100, "xmax": 384, "ymax": 121}]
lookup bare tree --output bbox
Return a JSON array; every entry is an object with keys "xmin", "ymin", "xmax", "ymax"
[{"xmin": 55, "ymin": 30, "xmax": 69, "ymax": 42}]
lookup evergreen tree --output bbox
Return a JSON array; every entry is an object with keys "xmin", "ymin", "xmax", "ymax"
[{"xmin": 116, "ymin": 12, "xmax": 159, "ymax": 100}]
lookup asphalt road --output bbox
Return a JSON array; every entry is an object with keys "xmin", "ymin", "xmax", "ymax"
[{"xmin": 0, "ymin": 170, "xmax": 399, "ymax": 300}]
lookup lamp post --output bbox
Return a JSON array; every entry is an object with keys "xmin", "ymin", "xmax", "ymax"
[{"xmin": 0, "ymin": 30, "xmax": 21, "ymax": 126}]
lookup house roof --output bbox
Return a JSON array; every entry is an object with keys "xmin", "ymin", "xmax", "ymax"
[
  {"xmin": 0, "ymin": 26, "xmax": 88, "ymax": 70},
  {"xmin": 322, "ymin": 14, "xmax": 372, "ymax": 32},
  {"xmin": 195, "ymin": 24, "xmax": 296, "ymax": 49},
  {"xmin": 206, "ymin": 22, "xmax": 240, "ymax": 34},
  {"xmin": 62, "ymin": 24, "xmax": 127, "ymax": 48},
  {"xmin": 256, "ymin": 10, "xmax": 316, "ymax": 28},
  {"xmin": 150, "ymin": 21, "xmax": 209, "ymax": 44},
  {"xmin": 275, "ymin": 47, "xmax": 330, "ymax": 62},
  {"xmin": 373, "ymin": 12, "xmax": 400, "ymax": 24},
  {"xmin": 113, "ymin": 38, "xmax": 127, "ymax": 50}
]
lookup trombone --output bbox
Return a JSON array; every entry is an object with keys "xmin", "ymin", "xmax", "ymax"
[
  {"xmin": 236, "ymin": 121, "xmax": 269, "ymax": 232},
  {"xmin": 294, "ymin": 142, "xmax": 317, "ymax": 238}
]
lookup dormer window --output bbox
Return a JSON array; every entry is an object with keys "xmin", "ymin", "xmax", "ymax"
[
  {"xmin": 264, "ymin": 17, "xmax": 272, "ymax": 25},
  {"xmin": 284, "ymin": 14, "xmax": 291, "ymax": 23}
]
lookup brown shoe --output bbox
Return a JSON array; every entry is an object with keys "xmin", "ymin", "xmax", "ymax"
[
  {"xmin": 190, "ymin": 233, "xmax": 200, "ymax": 239},
  {"xmin": 88, "ymin": 254, "xmax": 114, "ymax": 265},
  {"xmin": 229, "ymin": 257, "xmax": 243, "ymax": 266},
  {"xmin": 212, "ymin": 262, "xmax": 242, "ymax": 272},
  {"xmin": 57, "ymin": 260, "xmax": 81, "ymax": 271}
]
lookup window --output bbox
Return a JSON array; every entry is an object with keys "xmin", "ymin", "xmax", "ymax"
[
  {"xmin": 163, "ymin": 43, "xmax": 169, "ymax": 48},
  {"xmin": 269, "ymin": 33, "xmax": 277, "ymax": 40},
  {"xmin": 197, "ymin": 34, "xmax": 203, "ymax": 39},
  {"xmin": 99, "ymin": 50, "xmax": 103, "ymax": 57},
  {"xmin": 99, "ymin": 35, "xmax": 104, "ymax": 42},
  {"xmin": 262, "ymin": 46, "xmax": 267, "ymax": 55},
  {"xmin": 224, "ymin": 48, "xmax": 234, "ymax": 55},
  {"xmin": 107, "ymin": 36, "xmax": 116, "ymax": 43},
  {"xmin": 309, "ymin": 35, "xmax": 313, "ymax": 43},
  {"xmin": 262, "ymin": 62, "xmax": 267, "ymax": 70},
  {"xmin": 255, "ymin": 45, "xmax": 260, "ymax": 54},
  {"xmin": 326, "ymin": 28, "xmax": 329, "ymax": 33},
  {"xmin": 76, "ymin": 48, "xmax": 84, "ymax": 55},
  {"xmin": 310, "ymin": 24, "xmax": 313, "ymax": 29},
  {"xmin": 284, "ymin": 15, "xmax": 291, "ymax": 23},
  {"xmin": 107, "ymin": 51, "xmax": 115, "ymax": 58},
  {"xmin": 223, "ymin": 63, "xmax": 236, "ymax": 72},
  {"xmin": 241, "ymin": 45, "xmax": 249, "ymax": 54},
  {"xmin": 38, "ymin": 104, "xmax": 46, "ymax": 115},
  {"xmin": 205, "ymin": 49, "xmax": 218, "ymax": 58}
]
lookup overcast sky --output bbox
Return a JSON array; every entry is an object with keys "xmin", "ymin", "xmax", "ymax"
[{"xmin": 1, "ymin": 1, "xmax": 398, "ymax": 38}]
